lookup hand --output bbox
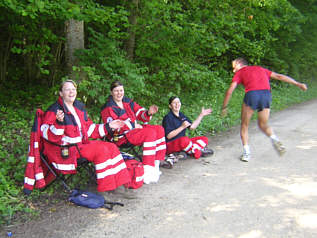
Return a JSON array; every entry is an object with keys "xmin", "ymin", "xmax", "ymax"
[
  {"xmin": 200, "ymin": 107, "xmax": 212, "ymax": 117},
  {"xmin": 148, "ymin": 105, "xmax": 158, "ymax": 115},
  {"xmin": 135, "ymin": 124, "xmax": 143, "ymax": 129},
  {"xmin": 298, "ymin": 83, "xmax": 307, "ymax": 91},
  {"xmin": 109, "ymin": 120, "xmax": 125, "ymax": 130},
  {"xmin": 56, "ymin": 110, "xmax": 64, "ymax": 122},
  {"xmin": 221, "ymin": 108, "xmax": 228, "ymax": 117},
  {"xmin": 182, "ymin": 120, "xmax": 191, "ymax": 129}
]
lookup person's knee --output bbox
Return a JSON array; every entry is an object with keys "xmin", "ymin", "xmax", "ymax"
[{"xmin": 179, "ymin": 137, "xmax": 191, "ymax": 148}]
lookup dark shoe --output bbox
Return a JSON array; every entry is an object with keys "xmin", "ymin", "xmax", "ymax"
[
  {"xmin": 201, "ymin": 147, "xmax": 214, "ymax": 157},
  {"xmin": 174, "ymin": 151, "xmax": 188, "ymax": 160},
  {"xmin": 161, "ymin": 154, "xmax": 174, "ymax": 169}
]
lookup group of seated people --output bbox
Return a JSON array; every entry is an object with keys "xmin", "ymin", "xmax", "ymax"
[{"xmin": 26, "ymin": 79, "xmax": 214, "ymax": 194}]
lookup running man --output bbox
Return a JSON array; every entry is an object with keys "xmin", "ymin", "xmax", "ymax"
[{"xmin": 221, "ymin": 58, "xmax": 307, "ymax": 162}]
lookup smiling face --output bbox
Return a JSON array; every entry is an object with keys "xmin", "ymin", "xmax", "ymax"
[
  {"xmin": 59, "ymin": 81, "xmax": 77, "ymax": 105},
  {"xmin": 111, "ymin": 85, "xmax": 125, "ymax": 103},
  {"xmin": 169, "ymin": 97, "xmax": 181, "ymax": 114}
]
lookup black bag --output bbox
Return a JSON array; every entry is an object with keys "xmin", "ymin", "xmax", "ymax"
[{"xmin": 69, "ymin": 189, "xmax": 124, "ymax": 210}]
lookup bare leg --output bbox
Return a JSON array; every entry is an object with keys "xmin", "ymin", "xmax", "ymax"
[
  {"xmin": 257, "ymin": 108, "xmax": 273, "ymax": 137},
  {"xmin": 258, "ymin": 108, "xmax": 286, "ymax": 156},
  {"xmin": 240, "ymin": 103, "xmax": 254, "ymax": 146}
]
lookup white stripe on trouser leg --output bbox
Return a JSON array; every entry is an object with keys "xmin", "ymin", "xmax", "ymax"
[
  {"xmin": 156, "ymin": 144, "xmax": 166, "ymax": 151},
  {"xmin": 184, "ymin": 141, "xmax": 193, "ymax": 152},
  {"xmin": 95, "ymin": 154, "xmax": 124, "ymax": 171},
  {"xmin": 35, "ymin": 172, "xmax": 44, "ymax": 180},
  {"xmin": 191, "ymin": 144, "xmax": 201, "ymax": 153},
  {"xmin": 156, "ymin": 137, "xmax": 165, "ymax": 144},
  {"xmin": 96, "ymin": 162, "xmax": 127, "ymax": 179},
  {"xmin": 24, "ymin": 177, "xmax": 35, "ymax": 186},
  {"xmin": 143, "ymin": 149, "xmax": 156, "ymax": 156},
  {"xmin": 143, "ymin": 141, "xmax": 156, "ymax": 148},
  {"xmin": 28, "ymin": 156, "xmax": 35, "ymax": 163},
  {"xmin": 196, "ymin": 139, "xmax": 206, "ymax": 148}
]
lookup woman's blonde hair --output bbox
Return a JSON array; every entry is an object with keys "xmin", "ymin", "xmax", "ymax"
[{"xmin": 59, "ymin": 79, "xmax": 77, "ymax": 92}]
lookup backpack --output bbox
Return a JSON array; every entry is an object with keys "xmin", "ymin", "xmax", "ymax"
[
  {"xmin": 123, "ymin": 159, "xmax": 144, "ymax": 189},
  {"xmin": 69, "ymin": 189, "xmax": 124, "ymax": 210}
]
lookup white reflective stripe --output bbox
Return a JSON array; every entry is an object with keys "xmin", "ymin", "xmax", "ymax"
[
  {"xmin": 135, "ymin": 175, "xmax": 144, "ymax": 182},
  {"xmin": 41, "ymin": 124, "xmax": 49, "ymax": 140},
  {"xmin": 52, "ymin": 162, "xmax": 76, "ymax": 171},
  {"xmin": 143, "ymin": 149, "xmax": 156, "ymax": 156},
  {"xmin": 50, "ymin": 125, "xmax": 64, "ymax": 135},
  {"xmin": 96, "ymin": 162, "xmax": 127, "ymax": 179},
  {"xmin": 28, "ymin": 156, "xmax": 35, "ymax": 163},
  {"xmin": 87, "ymin": 124, "xmax": 96, "ymax": 137},
  {"xmin": 141, "ymin": 112, "xmax": 148, "ymax": 121},
  {"xmin": 143, "ymin": 141, "xmax": 156, "ymax": 148},
  {"xmin": 98, "ymin": 124, "xmax": 106, "ymax": 137},
  {"xmin": 196, "ymin": 139, "xmax": 206, "ymax": 148},
  {"xmin": 62, "ymin": 136, "xmax": 82, "ymax": 144},
  {"xmin": 35, "ymin": 172, "xmax": 44, "ymax": 180},
  {"xmin": 135, "ymin": 108, "xmax": 146, "ymax": 117},
  {"xmin": 156, "ymin": 144, "xmax": 166, "ymax": 151},
  {"xmin": 184, "ymin": 141, "xmax": 193, "ymax": 152},
  {"xmin": 156, "ymin": 137, "xmax": 165, "ymax": 144},
  {"xmin": 95, "ymin": 154, "xmax": 124, "ymax": 171},
  {"xmin": 24, "ymin": 177, "xmax": 35, "ymax": 186},
  {"xmin": 34, "ymin": 142, "xmax": 39, "ymax": 148},
  {"xmin": 191, "ymin": 144, "xmax": 201, "ymax": 153},
  {"xmin": 124, "ymin": 119, "xmax": 133, "ymax": 130}
]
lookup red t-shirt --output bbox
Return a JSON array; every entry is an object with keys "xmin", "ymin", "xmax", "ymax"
[{"xmin": 232, "ymin": 66, "xmax": 272, "ymax": 93}]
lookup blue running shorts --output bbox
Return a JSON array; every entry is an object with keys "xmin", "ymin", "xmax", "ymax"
[{"xmin": 243, "ymin": 90, "xmax": 272, "ymax": 112}]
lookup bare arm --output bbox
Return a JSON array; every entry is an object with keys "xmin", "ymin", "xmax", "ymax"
[
  {"xmin": 270, "ymin": 72, "xmax": 307, "ymax": 91},
  {"xmin": 190, "ymin": 107, "xmax": 212, "ymax": 130},
  {"xmin": 166, "ymin": 121, "xmax": 191, "ymax": 140},
  {"xmin": 221, "ymin": 81, "xmax": 238, "ymax": 116}
]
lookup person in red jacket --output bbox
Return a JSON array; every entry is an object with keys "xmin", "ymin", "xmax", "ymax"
[
  {"xmin": 39, "ymin": 79, "xmax": 130, "ymax": 192},
  {"xmin": 101, "ymin": 81, "xmax": 166, "ymax": 184},
  {"xmin": 222, "ymin": 58, "xmax": 307, "ymax": 162}
]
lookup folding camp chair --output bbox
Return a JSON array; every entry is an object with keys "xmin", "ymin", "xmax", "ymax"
[
  {"xmin": 118, "ymin": 134, "xmax": 143, "ymax": 162},
  {"xmin": 40, "ymin": 141, "xmax": 96, "ymax": 192}
]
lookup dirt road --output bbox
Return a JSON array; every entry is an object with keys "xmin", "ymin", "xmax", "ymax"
[{"xmin": 5, "ymin": 99, "xmax": 317, "ymax": 238}]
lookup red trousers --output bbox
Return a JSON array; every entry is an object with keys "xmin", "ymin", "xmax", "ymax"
[
  {"xmin": 166, "ymin": 136, "xmax": 208, "ymax": 155},
  {"xmin": 79, "ymin": 140, "xmax": 130, "ymax": 192},
  {"xmin": 122, "ymin": 125, "xmax": 166, "ymax": 166}
]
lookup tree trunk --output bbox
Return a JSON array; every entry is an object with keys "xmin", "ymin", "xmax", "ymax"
[
  {"xmin": 65, "ymin": 19, "xmax": 84, "ymax": 80},
  {"xmin": 125, "ymin": 0, "xmax": 139, "ymax": 60}
]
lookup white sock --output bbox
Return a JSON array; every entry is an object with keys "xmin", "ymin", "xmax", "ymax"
[
  {"xmin": 270, "ymin": 134, "xmax": 279, "ymax": 142},
  {"xmin": 243, "ymin": 145, "xmax": 250, "ymax": 154}
]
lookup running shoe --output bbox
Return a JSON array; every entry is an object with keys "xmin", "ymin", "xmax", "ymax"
[
  {"xmin": 240, "ymin": 152, "xmax": 251, "ymax": 162},
  {"xmin": 161, "ymin": 154, "xmax": 175, "ymax": 169},
  {"xmin": 201, "ymin": 147, "xmax": 214, "ymax": 157},
  {"xmin": 174, "ymin": 151, "xmax": 187, "ymax": 160},
  {"xmin": 272, "ymin": 140, "xmax": 286, "ymax": 156}
]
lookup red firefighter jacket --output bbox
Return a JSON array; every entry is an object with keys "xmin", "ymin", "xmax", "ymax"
[
  {"xmin": 24, "ymin": 97, "xmax": 113, "ymax": 193},
  {"xmin": 100, "ymin": 96, "xmax": 152, "ymax": 144}
]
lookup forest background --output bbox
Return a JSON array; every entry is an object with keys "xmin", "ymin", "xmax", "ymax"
[{"xmin": 1, "ymin": 0, "xmax": 317, "ymax": 227}]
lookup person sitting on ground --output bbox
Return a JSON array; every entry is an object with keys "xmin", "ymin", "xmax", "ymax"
[
  {"xmin": 39, "ymin": 79, "xmax": 131, "ymax": 192},
  {"xmin": 162, "ymin": 96, "xmax": 214, "ymax": 164},
  {"xmin": 100, "ymin": 80, "xmax": 166, "ymax": 185},
  {"xmin": 221, "ymin": 57, "xmax": 307, "ymax": 162}
]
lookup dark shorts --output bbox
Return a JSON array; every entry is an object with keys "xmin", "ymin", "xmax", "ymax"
[{"xmin": 243, "ymin": 90, "xmax": 272, "ymax": 112}]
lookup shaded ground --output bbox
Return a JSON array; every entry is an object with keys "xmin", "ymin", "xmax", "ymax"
[{"xmin": 2, "ymin": 99, "xmax": 317, "ymax": 238}]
